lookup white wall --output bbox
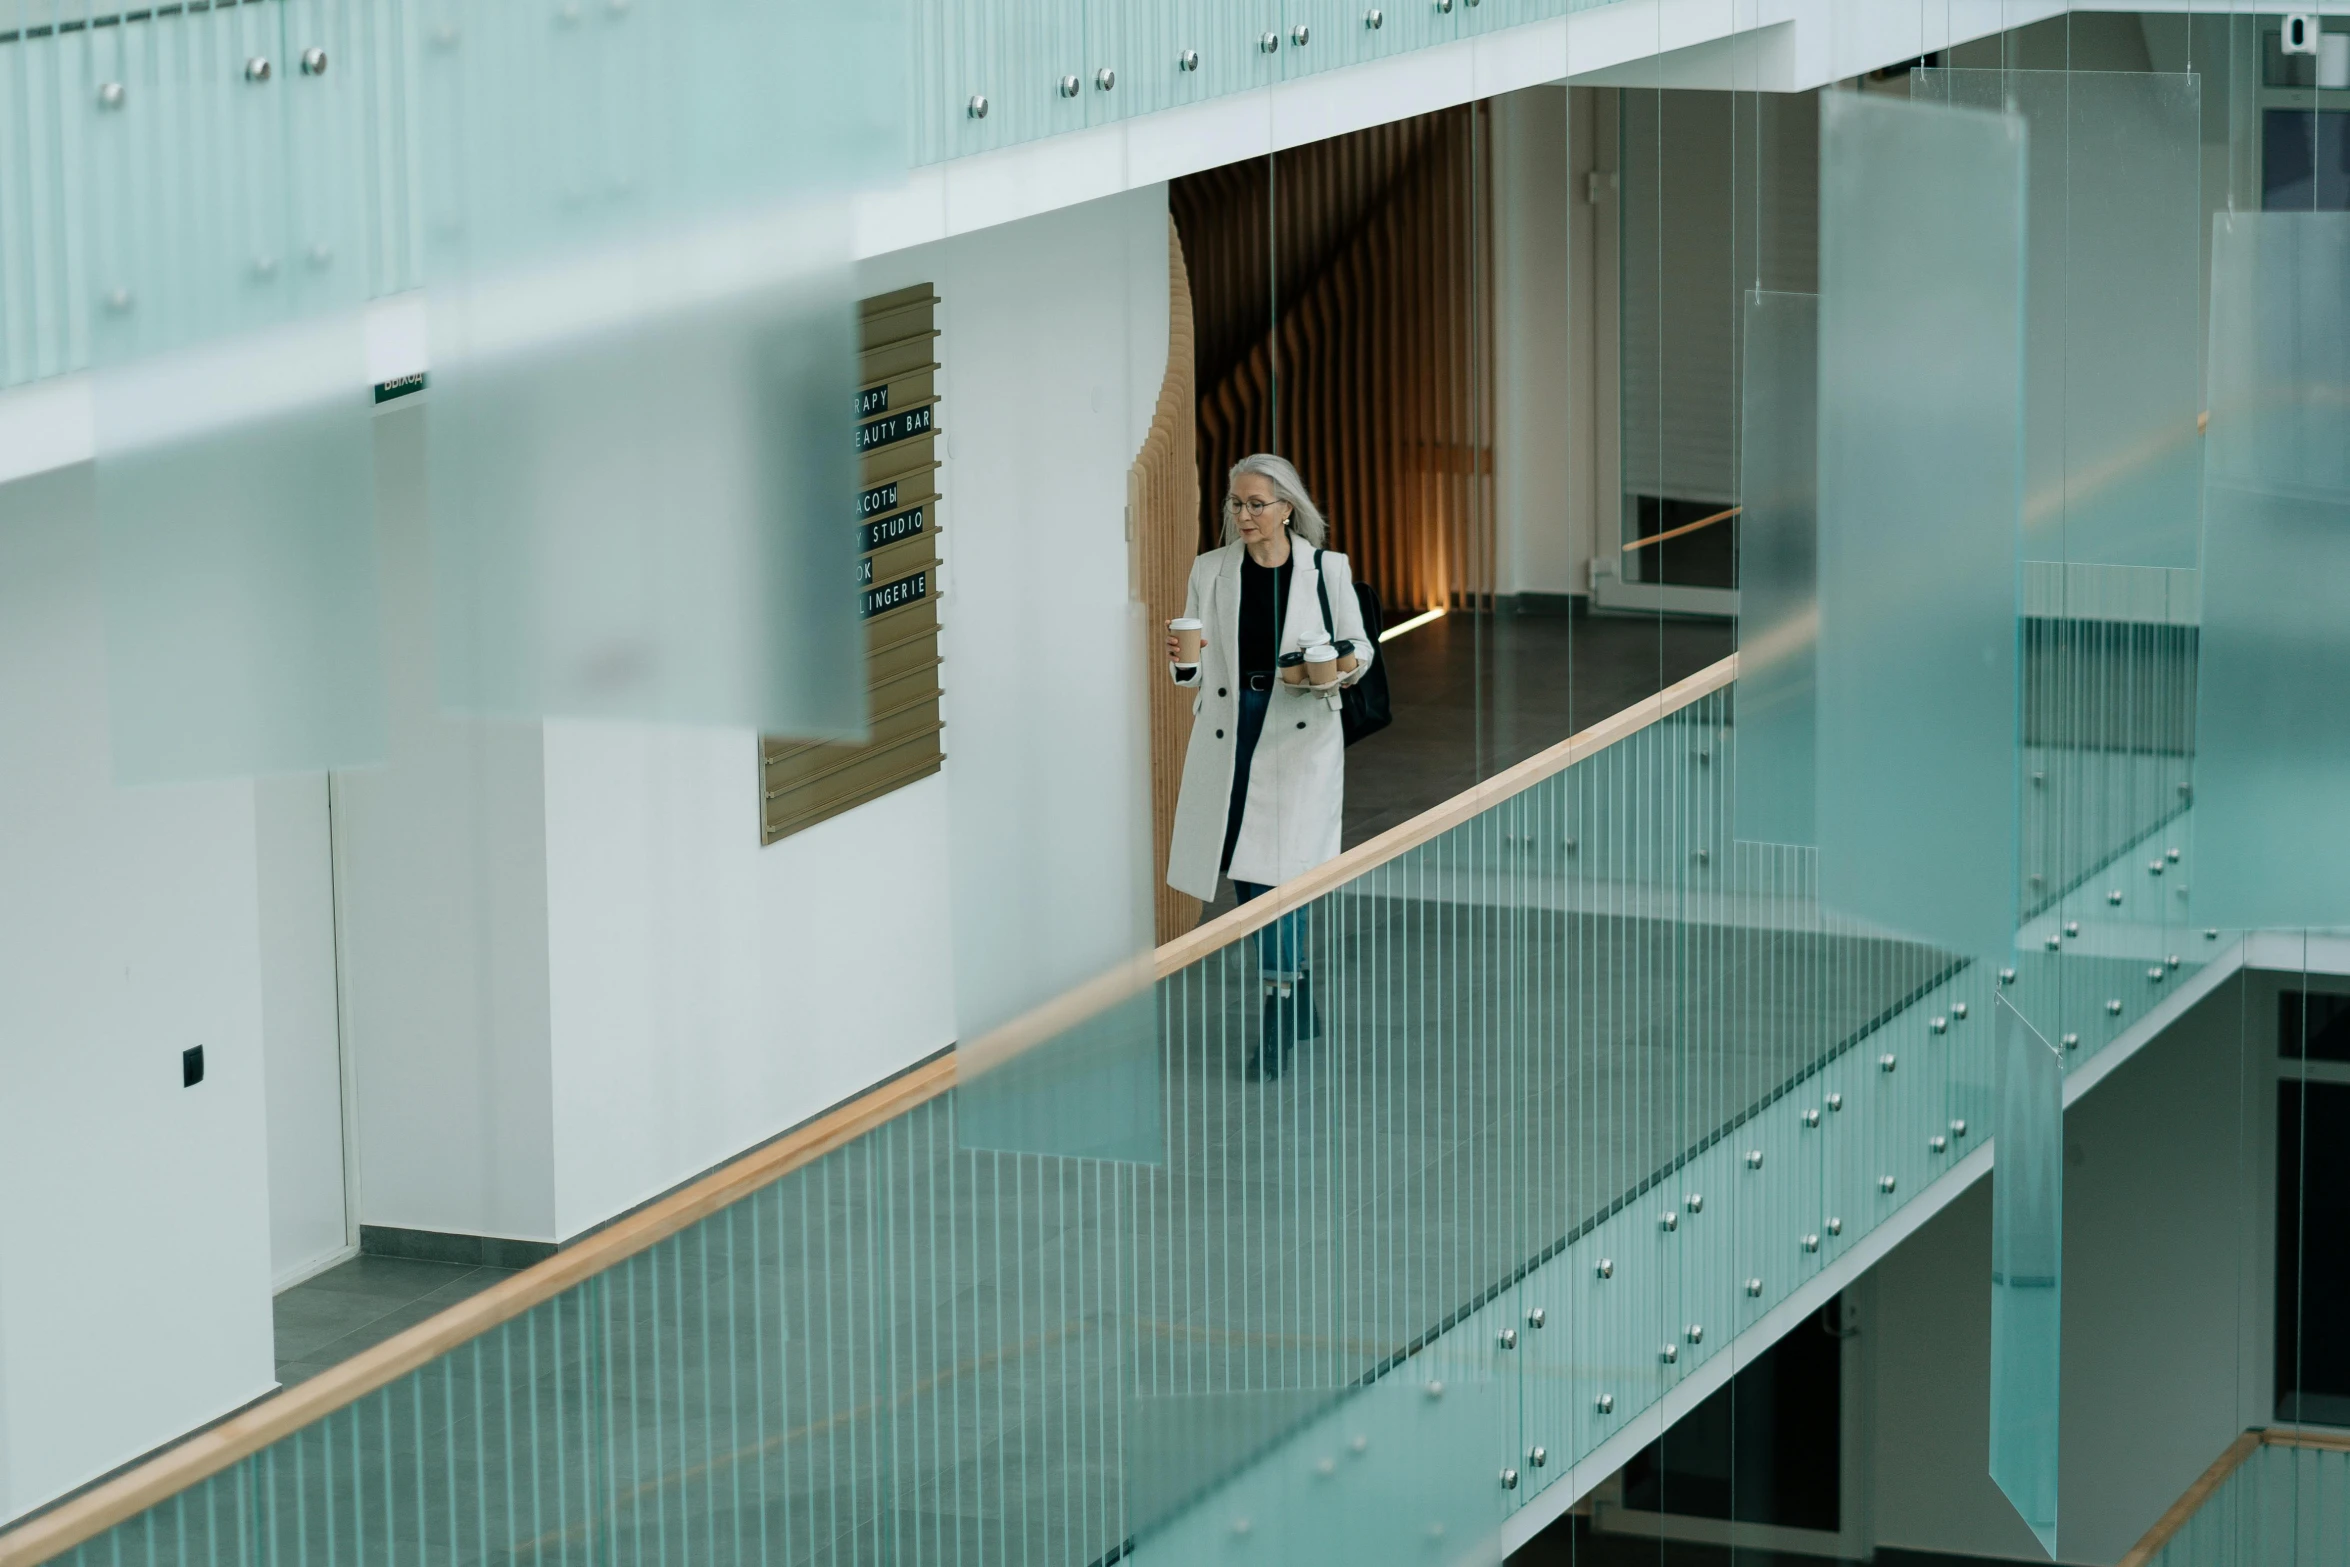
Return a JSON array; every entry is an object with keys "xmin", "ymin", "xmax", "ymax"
[
  {"xmin": 333, "ymin": 408, "xmax": 559, "ymax": 1243},
  {"xmin": 254, "ymin": 772, "xmax": 351, "ymax": 1284},
  {"xmin": 1870, "ymin": 974, "xmax": 2267, "ymax": 1564},
  {"xmin": 868, "ymin": 186, "xmax": 1169, "ymax": 1046},
  {"xmin": 532, "ymin": 185, "xmax": 1170, "ymax": 1233},
  {"xmin": 0, "ymin": 463, "xmax": 276, "ymax": 1522}
]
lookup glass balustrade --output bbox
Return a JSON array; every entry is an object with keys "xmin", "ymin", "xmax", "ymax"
[
  {"xmin": 2143, "ymin": 1435, "xmax": 2350, "ymax": 1566},
  {"xmin": 10, "ymin": 589, "xmax": 2223, "ymax": 1565}
]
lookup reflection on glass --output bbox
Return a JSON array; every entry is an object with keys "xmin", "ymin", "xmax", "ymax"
[
  {"xmin": 1735, "ymin": 288, "xmax": 1818, "ymax": 848},
  {"xmin": 1991, "ymin": 993, "xmax": 2062, "ymax": 1556},
  {"xmin": 2194, "ymin": 213, "xmax": 2350, "ymax": 929},
  {"xmin": 1814, "ymin": 92, "xmax": 2024, "ymax": 961},
  {"xmin": 86, "ymin": 0, "xmax": 385, "ymax": 781},
  {"xmin": 1918, "ymin": 70, "xmax": 2203, "ymax": 570},
  {"xmin": 417, "ymin": 0, "xmax": 889, "ymax": 734}
]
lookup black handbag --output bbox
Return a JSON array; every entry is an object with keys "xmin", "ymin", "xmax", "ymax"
[{"xmin": 1315, "ymin": 549, "xmax": 1393, "ymax": 746}]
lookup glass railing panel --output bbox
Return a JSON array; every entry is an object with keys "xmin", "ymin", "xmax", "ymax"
[
  {"xmin": 86, "ymin": 0, "xmax": 388, "ymax": 781},
  {"xmin": 17, "ymin": 623, "xmax": 2254, "ymax": 1567},
  {"xmin": 2144, "ymin": 1437, "xmax": 2350, "ymax": 1567},
  {"xmin": 1990, "ymin": 995, "xmax": 2065, "ymax": 1554},
  {"xmin": 2196, "ymin": 210, "xmax": 2350, "ymax": 930},
  {"xmin": 1815, "ymin": 89, "xmax": 2025, "ymax": 966}
]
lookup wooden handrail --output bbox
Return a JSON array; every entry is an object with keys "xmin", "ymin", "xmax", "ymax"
[
  {"xmin": 0, "ymin": 651, "xmax": 1738, "ymax": 1567},
  {"xmin": 0, "ymin": 1058, "xmax": 956, "ymax": 1567},
  {"xmin": 1621, "ymin": 504, "xmax": 1739, "ymax": 553},
  {"xmin": 2116, "ymin": 1427, "xmax": 2350, "ymax": 1567}
]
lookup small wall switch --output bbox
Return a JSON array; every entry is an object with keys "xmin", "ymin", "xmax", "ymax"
[{"xmin": 183, "ymin": 1045, "xmax": 205, "ymax": 1087}]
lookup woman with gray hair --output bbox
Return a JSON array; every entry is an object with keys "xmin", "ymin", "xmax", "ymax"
[{"xmin": 1164, "ymin": 454, "xmax": 1375, "ymax": 1080}]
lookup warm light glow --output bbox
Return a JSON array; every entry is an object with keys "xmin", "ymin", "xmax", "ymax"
[{"xmin": 1378, "ymin": 606, "xmax": 1447, "ymax": 643}]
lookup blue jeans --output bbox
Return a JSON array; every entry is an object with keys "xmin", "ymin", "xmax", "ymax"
[{"xmin": 1233, "ymin": 879, "xmax": 1309, "ymax": 983}]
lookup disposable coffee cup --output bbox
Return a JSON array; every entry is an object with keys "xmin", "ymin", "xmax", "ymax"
[
  {"xmin": 1171, "ymin": 618, "xmax": 1203, "ymax": 663},
  {"xmin": 1281, "ymin": 656, "xmax": 1308, "ymax": 685},
  {"xmin": 1337, "ymin": 648, "xmax": 1360, "ymax": 674},
  {"xmin": 1305, "ymin": 644, "xmax": 1340, "ymax": 685}
]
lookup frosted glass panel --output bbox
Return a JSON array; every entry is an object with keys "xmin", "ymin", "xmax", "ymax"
[
  {"xmin": 1736, "ymin": 288, "xmax": 1817, "ymax": 847},
  {"xmin": 418, "ymin": 0, "xmax": 894, "ymax": 731},
  {"xmin": 1991, "ymin": 993, "xmax": 2062, "ymax": 1555},
  {"xmin": 2195, "ymin": 213, "xmax": 2350, "ymax": 929},
  {"xmin": 85, "ymin": 0, "xmax": 385, "ymax": 781},
  {"xmin": 1917, "ymin": 70, "xmax": 2203, "ymax": 570},
  {"xmin": 1815, "ymin": 92, "xmax": 2024, "ymax": 960}
]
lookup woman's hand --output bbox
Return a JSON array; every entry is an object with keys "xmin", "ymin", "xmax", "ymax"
[{"xmin": 1166, "ymin": 633, "xmax": 1181, "ymax": 663}]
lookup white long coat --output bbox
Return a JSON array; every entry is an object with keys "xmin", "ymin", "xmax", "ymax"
[{"xmin": 1166, "ymin": 541, "xmax": 1375, "ymax": 901}]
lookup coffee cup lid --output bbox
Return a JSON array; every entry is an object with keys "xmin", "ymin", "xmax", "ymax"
[
  {"xmin": 1170, "ymin": 617, "xmax": 1203, "ymax": 629},
  {"xmin": 1305, "ymin": 644, "xmax": 1338, "ymax": 662}
]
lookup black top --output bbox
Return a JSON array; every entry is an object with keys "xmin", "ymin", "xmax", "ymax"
[{"xmin": 1238, "ymin": 545, "xmax": 1297, "ymax": 676}]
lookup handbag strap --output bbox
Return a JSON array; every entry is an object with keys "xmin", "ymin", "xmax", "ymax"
[{"xmin": 1313, "ymin": 548, "xmax": 1337, "ymax": 647}]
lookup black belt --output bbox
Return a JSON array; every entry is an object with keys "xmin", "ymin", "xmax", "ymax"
[{"xmin": 1242, "ymin": 671, "xmax": 1276, "ymax": 692}]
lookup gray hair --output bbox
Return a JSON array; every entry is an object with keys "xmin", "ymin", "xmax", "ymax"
[{"xmin": 1221, "ymin": 453, "xmax": 1329, "ymax": 549}]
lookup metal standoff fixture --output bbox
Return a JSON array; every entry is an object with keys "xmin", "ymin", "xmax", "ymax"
[
  {"xmin": 2107, "ymin": 997, "xmax": 2124, "ymax": 1015},
  {"xmin": 1260, "ymin": 29, "xmax": 1280, "ymax": 50},
  {"xmin": 1951, "ymin": 1118, "xmax": 1968, "ymax": 1136},
  {"xmin": 1527, "ymin": 1306, "xmax": 1546, "ymax": 1328},
  {"xmin": 1292, "ymin": 23, "xmax": 1310, "ymax": 43},
  {"xmin": 1685, "ymin": 1323, "xmax": 1704, "ymax": 1344},
  {"xmin": 1529, "ymin": 1446, "xmax": 1547, "ymax": 1468},
  {"xmin": 1746, "ymin": 1277, "xmax": 1764, "ymax": 1296},
  {"xmin": 300, "ymin": 47, "xmax": 328, "ymax": 75},
  {"xmin": 97, "ymin": 80, "xmax": 125, "ymax": 108},
  {"xmin": 1932, "ymin": 1015, "xmax": 1948, "ymax": 1033},
  {"xmin": 1595, "ymin": 1257, "xmax": 1614, "ymax": 1279},
  {"xmin": 1365, "ymin": 7, "xmax": 1385, "ymax": 25},
  {"xmin": 1880, "ymin": 1175, "xmax": 1898, "ymax": 1194},
  {"xmin": 1685, "ymin": 1192, "xmax": 1704, "ymax": 1213},
  {"xmin": 1596, "ymin": 1393, "xmax": 1615, "ymax": 1414},
  {"xmin": 1178, "ymin": 49, "xmax": 1199, "ymax": 69},
  {"xmin": 1746, "ymin": 1148, "xmax": 1765, "ymax": 1169},
  {"xmin": 1880, "ymin": 1053, "xmax": 1899, "ymax": 1073},
  {"xmin": 1500, "ymin": 1468, "xmax": 1518, "ymax": 1491},
  {"xmin": 1095, "ymin": 67, "xmax": 1115, "ymax": 90},
  {"xmin": 1424, "ymin": 1379, "xmax": 1444, "ymax": 1399},
  {"xmin": 1497, "ymin": 1327, "xmax": 1517, "ymax": 1349},
  {"xmin": 1953, "ymin": 1002, "xmax": 1969, "ymax": 1018},
  {"xmin": 1826, "ymin": 1092, "xmax": 1843, "ymax": 1111},
  {"xmin": 1059, "ymin": 75, "xmax": 1079, "ymax": 96},
  {"xmin": 1827, "ymin": 1216, "xmax": 1844, "ymax": 1235},
  {"xmin": 1804, "ymin": 1107, "xmax": 1821, "ymax": 1127},
  {"xmin": 1659, "ymin": 1210, "xmax": 1678, "ymax": 1232},
  {"xmin": 2063, "ymin": 1032, "xmax": 2081, "ymax": 1049},
  {"xmin": 245, "ymin": 56, "xmax": 272, "ymax": 82},
  {"xmin": 967, "ymin": 94, "xmax": 989, "ymax": 117},
  {"xmin": 1931, "ymin": 1134, "xmax": 1948, "ymax": 1153},
  {"xmin": 1660, "ymin": 1344, "xmax": 1678, "ymax": 1364},
  {"xmin": 1803, "ymin": 1232, "xmax": 1821, "ymax": 1252}
]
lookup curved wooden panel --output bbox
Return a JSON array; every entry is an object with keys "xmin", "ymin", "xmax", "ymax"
[{"xmin": 1132, "ymin": 218, "xmax": 1203, "ymax": 942}]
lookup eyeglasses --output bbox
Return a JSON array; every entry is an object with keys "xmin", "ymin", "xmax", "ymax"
[{"xmin": 1225, "ymin": 496, "xmax": 1289, "ymax": 516}]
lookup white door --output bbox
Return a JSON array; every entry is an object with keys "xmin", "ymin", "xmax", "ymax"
[{"xmin": 255, "ymin": 772, "xmax": 353, "ymax": 1287}]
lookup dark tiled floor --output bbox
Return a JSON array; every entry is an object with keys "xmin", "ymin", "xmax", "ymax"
[
  {"xmin": 1342, "ymin": 608, "xmax": 1733, "ymax": 847},
  {"xmin": 272, "ymin": 1255, "xmax": 516, "ymax": 1386}
]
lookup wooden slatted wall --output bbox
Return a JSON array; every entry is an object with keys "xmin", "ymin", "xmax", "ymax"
[
  {"xmin": 1169, "ymin": 104, "xmax": 1495, "ymax": 620},
  {"xmin": 1134, "ymin": 220, "xmax": 1202, "ymax": 943},
  {"xmin": 762, "ymin": 286, "xmax": 946, "ymax": 845}
]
